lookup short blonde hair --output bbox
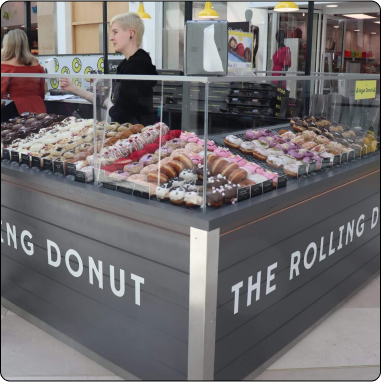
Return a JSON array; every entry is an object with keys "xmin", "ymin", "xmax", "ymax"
[
  {"xmin": 1, "ymin": 29, "xmax": 37, "ymax": 66},
  {"xmin": 110, "ymin": 12, "xmax": 145, "ymax": 47}
]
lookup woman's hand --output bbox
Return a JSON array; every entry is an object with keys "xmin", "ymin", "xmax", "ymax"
[{"xmin": 60, "ymin": 78, "xmax": 77, "ymax": 93}]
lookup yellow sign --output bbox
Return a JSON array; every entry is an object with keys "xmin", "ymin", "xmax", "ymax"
[{"xmin": 355, "ymin": 80, "xmax": 377, "ymax": 100}]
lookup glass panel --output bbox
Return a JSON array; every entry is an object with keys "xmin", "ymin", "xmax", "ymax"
[{"xmin": 1, "ymin": 73, "xmax": 379, "ymax": 214}]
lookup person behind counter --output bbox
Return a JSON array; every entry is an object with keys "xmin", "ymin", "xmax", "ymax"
[
  {"xmin": 60, "ymin": 12, "xmax": 158, "ymax": 125},
  {"xmin": 1, "ymin": 29, "xmax": 47, "ymax": 114}
]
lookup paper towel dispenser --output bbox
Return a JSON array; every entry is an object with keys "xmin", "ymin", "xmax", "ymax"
[{"xmin": 184, "ymin": 20, "xmax": 228, "ymax": 76}]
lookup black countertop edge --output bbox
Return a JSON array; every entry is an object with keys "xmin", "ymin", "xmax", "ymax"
[{"xmin": 1, "ymin": 154, "xmax": 380, "ymax": 233}]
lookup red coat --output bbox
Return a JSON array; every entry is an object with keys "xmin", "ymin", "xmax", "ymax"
[{"xmin": 1, "ymin": 63, "xmax": 47, "ymax": 114}]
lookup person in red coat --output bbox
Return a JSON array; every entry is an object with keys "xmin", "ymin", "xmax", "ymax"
[
  {"xmin": 1, "ymin": 29, "xmax": 46, "ymax": 114},
  {"xmin": 272, "ymin": 30, "xmax": 291, "ymax": 89}
]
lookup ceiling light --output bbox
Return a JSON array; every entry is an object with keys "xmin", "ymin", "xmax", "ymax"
[
  {"xmin": 137, "ymin": 2, "xmax": 151, "ymax": 19},
  {"xmin": 303, "ymin": 13, "xmax": 305, "ymax": 16},
  {"xmin": 326, "ymin": 4, "xmax": 338, "ymax": 7},
  {"xmin": 343, "ymin": 14, "xmax": 376, "ymax": 19},
  {"xmin": 21, "ymin": 25, "xmax": 25, "ymax": 28},
  {"xmin": 334, "ymin": 26, "xmax": 339, "ymax": 28},
  {"xmin": 274, "ymin": 1, "xmax": 299, "ymax": 12},
  {"xmin": 375, "ymin": 21, "xmax": 380, "ymax": 24},
  {"xmin": 371, "ymin": 32, "xmax": 377, "ymax": 34},
  {"xmin": 354, "ymin": 29, "xmax": 360, "ymax": 32},
  {"xmin": 198, "ymin": 2, "xmax": 219, "ymax": 18}
]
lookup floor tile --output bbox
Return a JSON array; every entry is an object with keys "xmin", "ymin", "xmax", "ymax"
[
  {"xmin": 252, "ymin": 366, "xmax": 381, "ymax": 380},
  {"xmin": 1, "ymin": 314, "xmax": 118, "ymax": 379},
  {"xmin": 1, "ymin": 305, "xmax": 7, "ymax": 315},
  {"xmin": 268, "ymin": 308, "xmax": 380, "ymax": 370},
  {"xmin": 341, "ymin": 278, "xmax": 380, "ymax": 309}
]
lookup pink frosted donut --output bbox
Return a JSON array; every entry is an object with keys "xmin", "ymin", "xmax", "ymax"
[
  {"xmin": 187, "ymin": 153, "xmax": 202, "ymax": 165},
  {"xmin": 128, "ymin": 173, "xmax": 147, "ymax": 182},
  {"xmin": 170, "ymin": 148, "xmax": 188, "ymax": 158},
  {"xmin": 197, "ymin": 139, "xmax": 218, "ymax": 151},
  {"xmin": 245, "ymin": 129, "xmax": 265, "ymax": 141},
  {"xmin": 185, "ymin": 143, "xmax": 204, "ymax": 153},
  {"xmin": 180, "ymin": 131, "xmax": 199, "ymax": 143},
  {"xmin": 228, "ymin": 155, "xmax": 247, "ymax": 167},
  {"xmin": 263, "ymin": 171, "xmax": 279, "ymax": 183},
  {"xmin": 253, "ymin": 166, "xmax": 265, "ymax": 175},
  {"xmin": 244, "ymin": 162, "xmax": 262, "ymax": 174},
  {"xmin": 214, "ymin": 147, "xmax": 231, "ymax": 158}
]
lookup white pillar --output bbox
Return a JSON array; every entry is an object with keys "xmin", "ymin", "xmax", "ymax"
[{"xmin": 56, "ymin": 2, "xmax": 72, "ymax": 54}]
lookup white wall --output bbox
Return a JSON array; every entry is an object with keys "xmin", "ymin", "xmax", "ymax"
[
  {"xmin": 227, "ymin": 2, "xmax": 268, "ymax": 71},
  {"xmin": 56, "ymin": 2, "xmax": 72, "ymax": 54},
  {"xmin": 129, "ymin": 2, "xmax": 163, "ymax": 69}
]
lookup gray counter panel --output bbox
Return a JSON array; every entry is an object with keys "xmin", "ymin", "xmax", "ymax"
[
  {"xmin": 1, "ymin": 277, "xmax": 186, "ymax": 380},
  {"xmin": 1, "ymin": 254, "xmax": 188, "ymax": 375},
  {"xmin": 218, "ymin": 172, "xmax": 380, "ymax": 271},
  {"xmin": 214, "ymin": 249, "xmax": 380, "ymax": 380}
]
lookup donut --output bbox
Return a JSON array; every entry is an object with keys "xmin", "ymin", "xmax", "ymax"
[
  {"xmin": 179, "ymin": 169, "xmax": 199, "ymax": 181},
  {"xmin": 228, "ymin": 155, "xmax": 247, "ymax": 167},
  {"xmin": 239, "ymin": 141, "xmax": 257, "ymax": 154},
  {"xmin": 166, "ymin": 160, "xmax": 185, "ymax": 175},
  {"xmin": 173, "ymin": 153, "xmax": 193, "ymax": 169},
  {"xmin": 197, "ymin": 139, "xmax": 218, "ymax": 151},
  {"xmin": 124, "ymin": 161, "xmax": 144, "ymax": 174},
  {"xmin": 171, "ymin": 177, "xmax": 185, "ymax": 188},
  {"xmin": 278, "ymin": 129, "xmax": 289, "ymax": 136},
  {"xmin": 156, "ymin": 182, "xmax": 173, "ymax": 201},
  {"xmin": 185, "ymin": 143, "xmax": 204, "ymax": 153},
  {"xmin": 283, "ymin": 163, "xmax": 300, "ymax": 178},
  {"xmin": 211, "ymin": 158, "xmax": 229, "ymax": 175},
  {"xmin": 184, "ymin": 191, "xmax": 203, "ymax": 207},
  {"xmin": 245, "ymin": 129, "xmax": 265, "ymax": 141},
  {"xmin": 206, "ymin": 188, "xmax": 224, "ymax": 208},
  {"xmin": 193, "ymin": 164, "xmax": 210, "ymax": 180},
  {"xmin": 291, "ymin": 136, "xmax": 306, "ymax": 146},
  {"xmin": 252, "ymin": 148, "xmax": 270, "ymax": 161},
  {"xmin": 228, "ymin": 168, "xmax": 247, "ymax": 184},
  {"xmin": 180, "ymin": 131, "xmax": 199, "ymax": 143},
  {"xmin": 169, "ymin": 187, "xmax": 186, "ymax": 205},
  {"xmin": 160, "ymin": 163, "xmax": 177, "ymax": 178},
  {"xmin": 144, "ymin": 143, "xmax": 160, "ymax": 154},
  {"xmin": 224, "ymin": 135, "xmax": 243, "ymax": 149},
  {"xmin": 302, "ymin": 142, "xmax": 318, "ymax": 151},
  {"xmin": 187, "ymin": 153, "xmax": 202, "ymax": 166},
  {"xmin": 147, "ymin": 172, "xmax": 168, "ymax": 184},
  {"xmin": 301, "ymin": 130, "xmax": 317, "ymax": 142},
  {"xmin": 220, "ymin": 162, "xmax": 239, "ymax": 178},
  {"xmin": 222, "ymin": 183, "xmax": 239, "ymax": 204},
  {"xmin": 201, "ymin": 153, "xmax": 219, "ymax": 171},
  {"xmin": 140, "ymin": 164, "xmax": 159, "ymax": 176}
]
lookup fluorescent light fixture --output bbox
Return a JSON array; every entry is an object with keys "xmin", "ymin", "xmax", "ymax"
[
  {"xmin": 334, "ymin": 25, "xmax": 339, "ymax": 28},
  {"xmin": 375, "ymin": 21, "xmax": 380, "ymax": 24},
  {"xmin": 326, "ymin": 4, "xmax": 338, "ymax": 7},
  {"xmin": 343, "ymin": 14, "xmax": 376, "ymax": 19},
  {"xmin": 20, "ymin": 25, "xmax": 25, "ymax": 28},
  {"xmin": 371, "ymin": 32, "xmax": 376, "ymax": 34},
  {"xmin": 354, "ymin": 29, "xmax": 360, "ymax": 32}
]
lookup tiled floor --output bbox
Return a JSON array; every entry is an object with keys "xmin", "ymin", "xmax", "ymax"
[{"xmin": 1, "ymin": 275, "xmax": 380, "ymax": 381}]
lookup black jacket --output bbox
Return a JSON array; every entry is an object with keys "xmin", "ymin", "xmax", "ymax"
[{"xmin": 109, "ymin": 49, "xmax": 157, "ymax": 125}]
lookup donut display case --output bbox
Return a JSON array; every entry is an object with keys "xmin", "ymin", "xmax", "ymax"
[{"xmin": 1, "ymin": 72, "xmax": 380, "ymax": 381}]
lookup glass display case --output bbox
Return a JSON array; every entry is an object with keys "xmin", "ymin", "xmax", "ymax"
[{"xmin": 1, "ymin": 72, "xmax": 380, "ymax": 214}]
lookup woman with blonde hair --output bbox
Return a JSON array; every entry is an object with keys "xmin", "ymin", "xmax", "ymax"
[
  {"xmin": 61, "ymin": 12, "xmax": 157, "ymax": 125},
  {"xmin": 1, "ymin": 29, "xmax": 46, "ymax": 114}
]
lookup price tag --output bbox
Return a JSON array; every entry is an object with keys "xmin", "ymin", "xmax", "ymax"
[
  {"xmin": 333, "ymin": 155, "xmax": 341, "ymax": 166},
  {"xmin": 75, "ymin": 170, "xmax": 87, "ymax": 183},
  {"xmin": 277, "ymin": 175, "xmax": 288, "ymax": 189},
  {"xmin": 348, "ymin": 150, "xmax": 355, "ymax": 161},
  {"xmin": 117, "ymin": 181, "xmax": 135, "ymax": 195},
  {"xmin": 341, "ymin": 152, "xmax": 349, "ymax": 163},
  {"xmin": 11, "ymin": 151, "xmax": 20, "ymax": 163},
  {"xmin": 54, "ymin": 161, "xmax": 65, "ymax": 175},
  {"xmin": 322, "ymin": 157, "xmax": 331, "ymax": 168},
  {"xmin": 133, "ymin": 183, "xmax": 150, "ymax": 199},
  {"xmin": 102, "ymin": 178, "xmax": 118, "ymax": 191},
  {"xmin": 66, "ymin": 162, "xmax": 77, "ymax": 176},
  {"xmin": 297, "ymin": 164, "xmax": 307, "ymax": 178},
  {"xmin": 43, "ymin": 159, "xmax": 53, "ymax": 172},
  {"xmin": 263, "ymin": 179, "xmax": 274, "ymax": 193},
  {"xmin": 21, "ymin": 154, "xmax": 31, "ymax": 167},
  {"xmin": 2, "ymin": 149, "xmax": 10, "ymax": 160},
  {"xmin": 237, "ymin": 186, "xmax": 250, "ymax": 202},
  {"xmin": 31, "ymin": 156, "xmax": 41, "ymax": 169},
  {"xmin": 308, "ymin": 160, "xmax": 317, "ymax": 174},
  {"xmin": 250, "ymin": 183, "xmax": 263, "ymax": 197}
]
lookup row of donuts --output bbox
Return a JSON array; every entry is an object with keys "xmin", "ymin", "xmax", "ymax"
[{"xmin": 1, "ymin": 113, "xmax": 66, "ymax": 146}]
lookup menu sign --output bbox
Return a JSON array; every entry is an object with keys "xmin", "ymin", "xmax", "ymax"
[
  {"xmin": 75, "ymin": 170, "xmax": 87, "ymax": 183},
  {"xmin": 341, "ymin": 152, "xmax": 349, "ymax": 163},
  {"xmin": 277, "ymin": 175, "xmax": 287, "ymax": 189},
  {"xmin": 43, "ymin": 159, "xmax": 53, "ymax": 172},
  {"xmin": 31, "ymin": 156, "xmax": 41, "ymax": 169},
  {"xmin": 53, "ymin": 160, "xmax": 65, "ymax": 175},
  {"xmin": 322, "ymin": 157, "xmax": 331, "ymax": 168},
  {"xmin": 21, "ymin": 154, "xmax": 31, "ymax": 167},
  {"xmin": 2, "ymin": 149, "xmax": 10, "ymax": 161},
  {"xmin": 237, "ymin": 186, "xmax": 250, "ymax": 202},
  {"xmin": 297, "ymin": 164, "xmax": 307, "ymax": 178},
  {"xmin": 348, "ymin": 150, "xmax": 355, "ymax": 162},
  {"xmin": 250, "ymin": 183, "xmax": 263, "ymax": 197},
  {"xmin": 263, "ymin": 179, "xmax": 274, "ymax": 193},
  {"xmin": 66, "ymin": 162, "xmax": 77, "ymax": 176},
  {"xmin": 117, "ymin": 181, "xmax": 135, "ymax": 195},
  {"xmin": 11, "ymin": 151, "xmax": 20, "ymax": 163},
  {"xmin": 333, "ymin": 155, "xmax": 341, "ymax": 166},
  {"xmin": 308, "ymin": 160, "xmax": 317, "ymax": 174}
]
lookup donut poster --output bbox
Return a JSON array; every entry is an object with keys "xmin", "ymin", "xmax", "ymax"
[{"xmin": 228, "ymin": 25, "xmax": 254, "ymax": 72}]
